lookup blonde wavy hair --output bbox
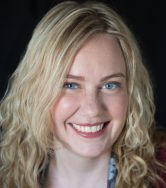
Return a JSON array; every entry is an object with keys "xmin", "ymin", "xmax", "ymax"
[{"xmin": 0, "ymin": 1, "xmax": 165, "ymax": 187}]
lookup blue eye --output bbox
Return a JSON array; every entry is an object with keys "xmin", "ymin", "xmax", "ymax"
[
  {"xmin": 102, "ymin": 82, "xmax": 120, "ymax": 90},
  {"xmin": 63, "ymin": 83, "xmax": 79, "ymax": 89}
]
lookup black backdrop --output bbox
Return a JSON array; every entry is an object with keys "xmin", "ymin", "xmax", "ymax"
[{"xmin": 0, "ymin": 0, "xmax": 166, "ymax": 128}]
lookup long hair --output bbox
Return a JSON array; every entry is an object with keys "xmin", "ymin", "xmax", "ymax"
[{"xmin": 0, "ymin": 1, "xmax": 165, "ymax": 187}]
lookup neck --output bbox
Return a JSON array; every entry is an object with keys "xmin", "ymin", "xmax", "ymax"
[{"xmin": 45, "ymin": 147, "xmax": 111, "ymax": 188}]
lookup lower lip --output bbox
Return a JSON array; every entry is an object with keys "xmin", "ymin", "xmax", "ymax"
[{"xmin": 70, "ymin": 124, "xmax": 108, "ymax": 138}]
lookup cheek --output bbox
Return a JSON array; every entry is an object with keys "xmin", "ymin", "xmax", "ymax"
[
  {"xmin": 116, "ymin": 94, "xmax": 128, "ymax": 118},
  {"xmin": 104, "ymin": 92, "xmax": 128, "ymax": 118},
  {"xmin": 50, "ymin": 95, "xmax": 79, "ymax": 124},
  {"xmin": 105, "ymin": 93, "xmax": 128, "ymax": 142}
]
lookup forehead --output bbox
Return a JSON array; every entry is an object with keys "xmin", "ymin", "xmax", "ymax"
[{"xmin": 68, "ymin": 33, "xmax": 126, "ymax": 78}]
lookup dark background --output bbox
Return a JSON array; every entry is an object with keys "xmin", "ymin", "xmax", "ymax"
[{"xmin": 0, "ymin": 0, "xmax": 166, "ymax": 128}]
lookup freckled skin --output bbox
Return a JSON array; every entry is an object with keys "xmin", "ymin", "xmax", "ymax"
[{"xmin": 50, "ymin": 33, "xmax": 128, "ymax": 158}]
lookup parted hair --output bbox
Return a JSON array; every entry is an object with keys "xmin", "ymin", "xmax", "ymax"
[{"xmin": 0, "ymin": 1, "xmax": 165, "ymax": 187}]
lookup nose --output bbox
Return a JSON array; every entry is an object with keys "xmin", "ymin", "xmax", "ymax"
[{"xmin": 79, "ymin": 90, "xmax": 105, "ymax": 118}]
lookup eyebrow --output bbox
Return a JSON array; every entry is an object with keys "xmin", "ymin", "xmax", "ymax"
[
  {"xmin": 100, "ymin": 73, "xmax": 125, "ymax": 81},
  {"xmin": 66, "ymin": 73, "xmax": 125, "ymax": 82}
]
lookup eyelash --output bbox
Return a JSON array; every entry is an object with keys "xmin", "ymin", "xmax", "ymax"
[
  {"xmin": 63, "ymin": 82, "xmax": 121, "ymax": 90},
  {"xmin": 63, "ymin": 82, "xmax": 79, "ymax": 89},
  {"xmin": 101, "ymin": 82, "xmax": 121, "ymax": 90}
]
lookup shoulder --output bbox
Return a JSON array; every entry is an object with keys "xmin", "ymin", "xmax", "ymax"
[
  {"xmin": 157, "ymin": 144, "xmax": 166, "ymax": 163},
  {"xmin": 154, "ymin": 127, "xmax": 166, "ymax": 163},
  {"xmin": 153, "ymin": 127, "xmax": 166, "ymax": 188},
  {"xmin": 157, "ymin": 145, "xmax": 166, "ymax": 187}
]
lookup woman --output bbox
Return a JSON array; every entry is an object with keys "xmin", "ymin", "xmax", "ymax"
[{"xmin": 0, "ymin": 1, "xmax": 165, "ymax": 187}]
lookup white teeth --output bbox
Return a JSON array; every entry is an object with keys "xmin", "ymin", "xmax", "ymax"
[{"xmin": 72, "ymin": 123, "xmax": 104, "ymax": 133}]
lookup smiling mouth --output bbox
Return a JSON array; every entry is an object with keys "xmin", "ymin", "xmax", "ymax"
[{"xmin": 69, "ymin": 122, "xmax": 109, "ymax": 133}]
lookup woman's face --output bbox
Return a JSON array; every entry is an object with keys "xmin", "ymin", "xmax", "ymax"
[{"xmin": 50, "ymin": 33, "xmax": 128, "ymax": 158}]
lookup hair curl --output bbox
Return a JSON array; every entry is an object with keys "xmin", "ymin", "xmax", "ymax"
[{"xmin": 0, "ymin": 1, "xmax": 165, "ymax": 187}]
